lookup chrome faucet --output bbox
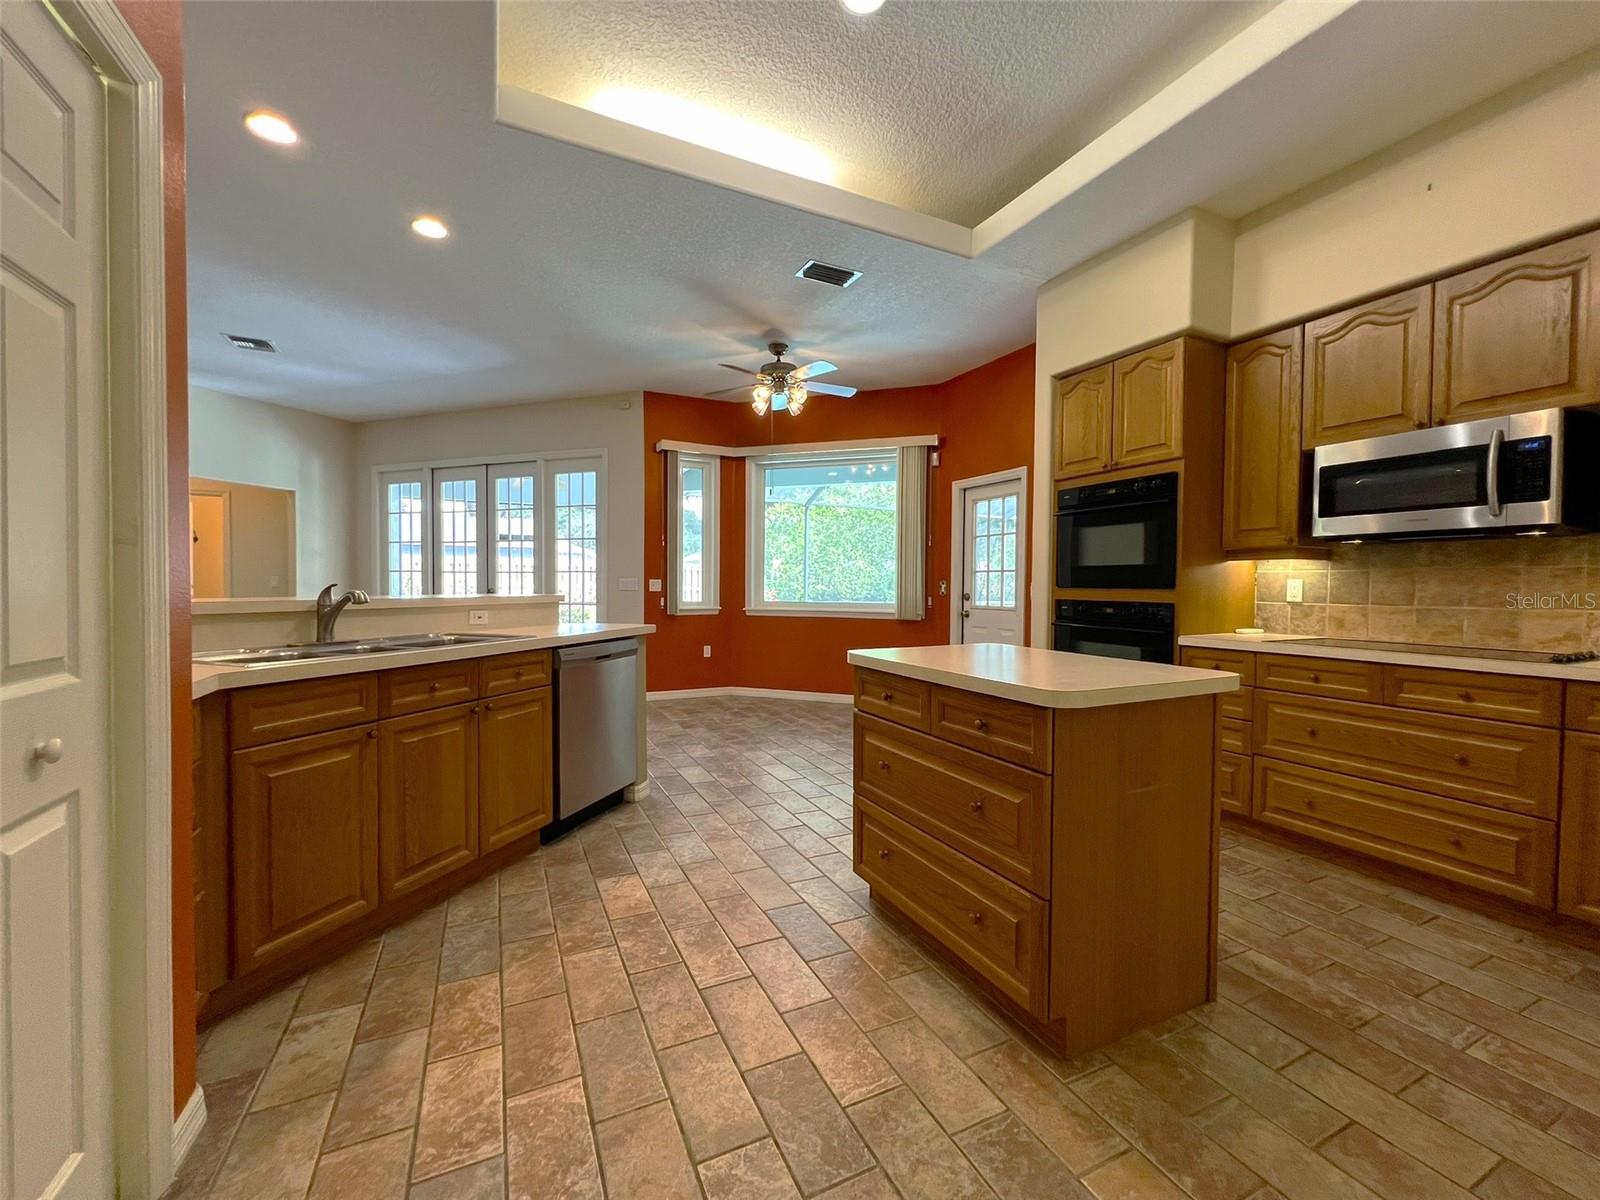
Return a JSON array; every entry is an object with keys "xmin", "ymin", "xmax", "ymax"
[{"xmin": 315, "ymin": 583, "xmax": 370, "ymax": 643}]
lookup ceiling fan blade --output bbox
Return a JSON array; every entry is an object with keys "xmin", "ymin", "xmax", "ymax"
[
  {"xmin": 718, "ymin": 363, "xmax": 760, "ymax": 376},
  {"xmin": 802, "ymin": 381, "xmax": 857, "ymax": 397},
  {"xmin": 791, "ymin": 360, "xmax": 838, "ymax": 380}
]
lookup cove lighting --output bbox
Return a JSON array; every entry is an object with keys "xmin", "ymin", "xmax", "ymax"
[
  {"xmin": 588, "ymin": 87, "xmax": 836, "ymax": 185},
  {"xmin": 410, "ymin": 215, "xmax": 450, "ymax": 240},
  {"xmin": 244, "ymin": 109, "xmax": 299, "ymax": 145}
]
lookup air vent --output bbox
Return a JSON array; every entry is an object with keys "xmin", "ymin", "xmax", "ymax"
[
  {"xmin": 223, "ymin": 333, "xmax": 277, "ymax": 353},
  {"xmin": 796, "ymin": 260, "xmax": 862, "ymax": 288}
]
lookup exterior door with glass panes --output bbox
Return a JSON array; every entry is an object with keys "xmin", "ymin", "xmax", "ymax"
[
  {"xmin": 959, "ymin": 479, "xmax": 1024, "ymax": 644},
  {"xmin": 489, "ymin": 463, "xmax": 540, "ymax": 595},
  {"xmin": 433, "ymin": 467, "xmax": 487, "ymax": 595}
]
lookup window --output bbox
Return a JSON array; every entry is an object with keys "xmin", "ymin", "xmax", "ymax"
[
  {"xmin": 668, "ymin": 452, "xmax": 718, "ymax": 613},
  {"xmin": 552, "ymin": 466, "xmax": 600, "ymax": 624},
  {"xmin": 434, "ymin": 467, "xmax": 484, "ymax": 596},
  {"xmin": 380, "ymin": 473, "xmax": 427, "ymax": 596},
  {"xmin": 490, "ymin": 463, "xmax": 539, "ymax": 596},
  {"xmin": 748, "ymin": 450, "xmax": 899, "ymax": 614}
]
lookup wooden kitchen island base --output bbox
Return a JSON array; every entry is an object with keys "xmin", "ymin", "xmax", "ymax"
[{"xmin": 848, "ymin": 645, "xmax": 1236, "ymax": 1058}]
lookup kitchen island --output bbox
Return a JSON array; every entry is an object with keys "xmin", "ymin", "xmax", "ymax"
[{"xmin": 847, "ymin": 643, "xmax": 1238, "ymax": 1056}]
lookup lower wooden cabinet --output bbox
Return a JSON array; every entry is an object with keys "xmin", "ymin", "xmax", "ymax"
[
  {"xmin": 480, "ymin": 688, "xmax": 554, "ymax": 852},
  {"xmin": 379, "ymin": 702, "xmax": 480, "ymax": 900},
  {"xmin": 1560, "ymin": 732, "xmax": 1600, "ymax": 924},
  {"xmin": 1216, "ymin": 751, "xmax": 1252, "ymax": 817},
  {"xmin": 231, "ymin": 725, "xmax": 380, "ymax": 973}
]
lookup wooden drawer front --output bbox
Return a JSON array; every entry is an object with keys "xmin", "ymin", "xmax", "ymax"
[
  {"xmin": 1216, "ymin": 684, "xmax": 1253, "ymax": 724},
  {"xmin": 1254, "ymin": 693, "xmax": 1559, "ymax": 817},
  {"xmin": 1256, "ymin": 655, "xmax": 1381, "ymax": 702},
  {"xmin": 1383, "ymin": 665, "xmax": 1562, "ymax": 727},
  {"xmin": 1254, "ymin": 759, "xmax": 1555, "ymax": 906},
  {"xmin": 930, "ymin": 686, "xmax": 1051, "ymax": 771},
  {"xmin": 481, "ymin": 650, "xmax": 551, "ymax": 697},
  {"xmin": 1180, "ymin": 648, "xmax": 1256, "ymax": 685},
  {"xmin": 229, "ymin": 673, "xmax": 379, "ymax": 748},
  {"xmin": 381, "ymin": 659, "xmax": 480, "ymax": 717},
  {"xmin": 1567, "ymin": 683, "xmax": 1600, "ymax": 734},
  {"xmin": 1216, "ymin": 751, "xmax": 1252, "ymax": 817},
  {"xmin": 1218, "ymin": 717, "xmax": 1252, "ymax": 756},
  {"xmin": 854, "ymin": 668, "xmax": 932, "ymax": 732},
  {"xmin": 379, "ymin": 702, "xmax": 480, "ymax": 900},
  {"xmin": 1559, "ymin": 732, "xmax": 1600, "ymax": 924},
  {"xmin": 855, "ymin": 800, "xmax": 1048, "ymax": 1018},
  {"xmin": 854, "ymin": 715, "xmax": 1050, "ymax": 895}
]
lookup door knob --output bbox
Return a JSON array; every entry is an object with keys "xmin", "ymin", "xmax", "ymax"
[
  {"xmin": 960, "ymin": 610, "xmax": 971, "ymax": 619},
  {"xmin": 29, "ymin": 736, "xmax": 64, "ymax": 765}
]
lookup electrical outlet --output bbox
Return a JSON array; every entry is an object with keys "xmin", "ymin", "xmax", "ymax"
[
  {"xmin": 468, "ymin": 609, "xmax": 490, "ymax": 625},
  {"xmin": 703, "ymin": 645, "xmax": 712, "ymax": 658},
  {"xmin": 1286, "ymin": 578, "xmax": 1304, "ymax": 604}
]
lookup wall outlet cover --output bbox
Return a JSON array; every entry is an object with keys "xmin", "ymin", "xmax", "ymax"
[
  {"xmin": 1286, "ymin": 578, "xmax": 1304, "ymax": 603},
  {"xmin": 648, "ymin": 579, "xmax": 663, "ymax": 593},
  {"xmin": 468, "ymin": 609, "xmax": 490, "ymax": 625},
  {"xmin": 702, "ymin": 645, "xmax": 712, "ymax": 658}
]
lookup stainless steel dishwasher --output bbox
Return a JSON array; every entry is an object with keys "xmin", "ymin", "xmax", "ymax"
[{"xmin": 550, "ymin": 638, "xmax": 640, "ymax": 835}]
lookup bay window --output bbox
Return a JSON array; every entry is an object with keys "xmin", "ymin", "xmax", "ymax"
[{"xmin": 665, "ymin": 451, "xmax": 719, "ymax": 614}]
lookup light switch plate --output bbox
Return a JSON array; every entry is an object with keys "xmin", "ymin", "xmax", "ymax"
[
  {"xmin": 619, "ymin": 578, "xmax": 639, "ymax": 591},
  {"xmin": 648, "ymin": 579, "xmax": 663, "ymax": 593},
  {"xmin": 1286, "ymin": 578, "xmax": 1304, "ymax": 603},
  {"xmin": 468, "ymin": 609, "xmax": 490, "ymax": 625},
  {"xmin": 703, "ymin": 645, "xmax": 712, "ymax": 658}
]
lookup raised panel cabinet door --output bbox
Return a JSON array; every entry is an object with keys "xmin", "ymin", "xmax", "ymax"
[
  {"xmin": 231, "ymin": 726, "xmax": 380, "ymax": 973},
  {"xmin": 1433, "ymin": 229, "xmax": 1600, "ymax": 422},
  {"xmin": 1223, "ymin": 328, "xmax": 1305, "ymax": 552},
  {"xmin": 1559, "ymin": 731, "xmax": 1600, "ymax": 925},
  {"xmin": 379, "ymin": 702, "xmax": 480, "ymax": 899},
  {"xmin": 1054, "ymin": 362, "xmax": 1114, "ymax": 479},
  {"xmin": 194, "ymin": 697, "xmax": 232, "ymax": 997},
  {"xmin": 1111, "ymin": 338, "xmax": 1183, "ymax": 467},
  {"xmin": 1303, "ymin": 285, "xmax": 1432, "ymax": 447},
  {"xmin": 479, "ymin": 687, "xmax": 554, "ymax": 852}
]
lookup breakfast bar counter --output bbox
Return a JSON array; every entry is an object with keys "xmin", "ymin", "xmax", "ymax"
[{"xmin": 846, "ymin": 644, "xmax": 1238, "ymax": 1056}]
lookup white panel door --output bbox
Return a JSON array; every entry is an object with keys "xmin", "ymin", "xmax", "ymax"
[
  {"xmin": 958, "ymin": 479, "xmax": 1024, "ymax": 645},
  {"xmin": 0, "ymin": 2, "xmax": 115, "ymax": 1197}
]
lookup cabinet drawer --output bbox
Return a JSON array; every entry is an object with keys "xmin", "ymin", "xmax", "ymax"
[
  {"xmin": 854, "ymin": 714, "xmax": 1051, "ymax": 895},
  {"xmin": 854, "ymin": 668, "xmax": 932, "ymax": 732},
  {"xmin": 1383, "ymin": 665, "xmax": 1562, "ymax": 727},
  {"xmin": 1218, "ymin": 717, "xmax": 1252, "ymax": 756},
  {"xmin": 1216, "ymin": 751, "xmax": 1252, "ymax": 817},
  {"xmin": 1254, "ymin": 692, "xmax": 1560, "ymax": 817},
  {"xmin": 380, "ymin": 659, "xmax": 480, "ymax": 718},
  {"xmin": 855, "ymin": 799, "xmax": 1049, "ymax": 1019},
  {"xmin": 1254, "ymin": 758, "xmax": 1555, "ymax": 906},
  {"xmin": 1256, "ymin": 655, "xmax": 1381, "ymax": 702},
  {"xmin": 1567, "ymin": 683, "xmax": 1600, "ymax": 734},
  {"xmin": 229, "ymin": 674, "xmax": 379, "ymax": 748},
  {"xmin": 481, "ymin": 650, "xmax": 551, "ymax": 697},
  {"xmin": 1180, "ymin": 648, "xmax": 1256, "ymax": 686},
  {"xmin": 930, "ymin": 686, "xmax": 1051, "ymax": 771},
  {"xmin": 1217, "ymin": 684, "xmax": 1253, "ymax": 724}
]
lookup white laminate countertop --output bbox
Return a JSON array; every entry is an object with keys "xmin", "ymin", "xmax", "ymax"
[
  {"xmin": 192, "ymin": 623, "xmax": 654, "ymax": 700},
  {"xmin": 1178, "ymin": 632, "xmax": 1600, "ymax": 682},
  {"xmin": 848, "ymin": 644, "xmax": 1239, "ymax": 709}
]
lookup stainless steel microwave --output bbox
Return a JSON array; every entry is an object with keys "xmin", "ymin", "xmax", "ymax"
[{"xmin": 1311, "ymin": 408, "xmax": 1600, "ymax": 540}]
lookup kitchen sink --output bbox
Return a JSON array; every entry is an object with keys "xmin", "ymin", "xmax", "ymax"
[{"xmin": 194, "ymin": 632, "xmax": 523, "ymax": 666}]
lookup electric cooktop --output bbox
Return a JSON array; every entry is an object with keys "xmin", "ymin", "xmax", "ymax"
[{"xmin": 1289, "ymin": 638, "xmax": 1599, "ymax": 665}]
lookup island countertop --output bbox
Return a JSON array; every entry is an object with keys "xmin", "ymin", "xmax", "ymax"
[{"xmin": 847, "ymin": 643, "xmax": 1239, "ymax": 709}]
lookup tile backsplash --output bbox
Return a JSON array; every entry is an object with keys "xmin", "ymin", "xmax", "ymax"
[{"xmin": 1253, "ymin": 536, "xmax": 1600, "ymax": 652}]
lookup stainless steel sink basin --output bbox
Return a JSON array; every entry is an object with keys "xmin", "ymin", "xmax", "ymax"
[{"xmin": 194, "ymin": 632, "xmax": 522, "ymax": 666}]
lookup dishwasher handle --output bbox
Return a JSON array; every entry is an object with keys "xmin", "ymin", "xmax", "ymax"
[{"xmin": 556, "ymin": 639, "xmax": 638, "ymax": 666}]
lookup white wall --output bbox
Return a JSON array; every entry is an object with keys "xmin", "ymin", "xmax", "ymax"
[
  {"xmin": 189, "ymin": 387, "xmax": 358, "ymax": 594},
  {"xmin": 353, "ymin": 392, "xmax": 646, "ymax": 623}
]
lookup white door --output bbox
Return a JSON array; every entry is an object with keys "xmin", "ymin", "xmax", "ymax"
[
  {"xmin": 958, "ymin": 478, "xmax": 1024, "ymax": 645},
  {"xmin": 1, "ymin": 1, "xmax": 116, "ymax": 1197}
]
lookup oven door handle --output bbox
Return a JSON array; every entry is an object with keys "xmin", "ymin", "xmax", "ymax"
[{"xmin": 1485, "ymin": 428, "xmax": 1504, "ymax": 518}]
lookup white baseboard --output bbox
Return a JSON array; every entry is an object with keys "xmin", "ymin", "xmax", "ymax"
[
  {"xmin": 172, "ymin": 1085, "xmax": 208, "ymax": 1171},
  {"xmin": 647, "ymin": 686, "xmax": 852, "ymax": 704}
]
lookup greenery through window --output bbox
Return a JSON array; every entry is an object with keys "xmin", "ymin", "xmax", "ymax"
[{"xmin": 754, "ymin": 452, "xmax": 897, "ymax": 610}]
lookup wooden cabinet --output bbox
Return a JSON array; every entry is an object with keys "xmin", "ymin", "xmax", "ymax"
[
  {"xmin": 1303, "ymin": 285, "xmax": 1432, "ymax": 447},
  {"xmin": 1383, "ymin": 665, "xmax": 1563, "ymax": 728},
  {"xmin": 1223, "ymin": 328, "xmax": 1306, "ymax": 553},
  {"xmin": 1053, "ymin": 363, "xmax": 1114, "ymax": 478},
  {"xmin": 1111, "ymin": 340, "xmax": 1183, "ymax": 468},
  {"xmin": 929, "ymin": 685, "xmax": 1052, "ymax": 771},
  {"xmin": 229, "ymin": 673, "xmax": 378, "ymax": 748},
  {"xmin": 1559, "ymin": 731, "xmax": 1600, "ymax": 925},
  {"xmin": 482, "ymin": 650, "xmax": 551, "ymax": 697},
  {"xmin": 1433, "ymin": 229, "xmax": 1600, "ymax": 423},
  {"xmin": 231, "ymin": 726, "xmax": 380, "ymax": 973},
  {"xmin": 379, "ymin": 702, "xmax": 480, "ymax": 900},
  {"xmin": 1566, "ymin": 683, "xmax": 1600, "ymax": 734},
  {"xmin": 381, "ymin": 659, "xmax": 479, "ymax": 717},
  {"xmin": 1216, "ymin": 752, "xmax": 1251, "ymax": 817},
  {"xmin": 480, "ymin": 688, "xmax": 554, "ymax": 852},
  {"xmin": 193, "ymin": 698, "xmax": 230, "ymax": 999},
  {"xmin": 1254, "ymin": 654, "xmax": 1382, "ymax": 703},
  {"xmin": 854, "ymin": 667, "xmax": 932, "ymax": 732}
]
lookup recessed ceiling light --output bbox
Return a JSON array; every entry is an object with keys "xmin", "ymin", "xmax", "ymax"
[
  {"xmin": 410, "ymin": 215, "xmax": 450, "ymax": 240},
  {"xmin": 243, "ymin": 109, "xmax": 299, "ymax": 145},
  {"xmin": 841, "ymin": 0, "xmax": 885, "ymax": 13}
]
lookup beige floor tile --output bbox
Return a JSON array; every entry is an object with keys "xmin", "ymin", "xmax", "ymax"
[
  {"xmin": 791, "ymin": 875, "xmax": 866, "ymax": 924},
  {"xmin": 708, "ymin": 893, "xmax": 782, "ymax": 946},
  {"xmin": 306, "ymin": 1127, "xmax": 411, "ymax": 1200},
  {"xmin": 672, "ymin": 919, "xmax": 751, "ymax": 988},
  {"xmin": 683, "ymin": 858, "xmax": 746, "ymax": 901},
  {"xmin": 496, "ymin": 854, "xmax": 546, "ymax": 898},
  {"xmin": 358, "ymin": 959, "xmax": 438, "ymax": 1042},
  {"xmin": 506, "ymin": 1077, "xmax": 602, "ymax": 1200},
  {"xmin": 252, "ymin": 1004, "xmax": 362, "ymax": 1111},
  {"xmin": 297, "ymin": 941, "xmax": 380, "ymax": 1015},
  {"xmin": 408, "ymin": 1155, "xmax": 505, "ymax": 1199},
  {"xmin": 814, "ymin": 1168, "xmax": 903, "ymax": 1199},
  {"xmin": 198, "ymin": 988, "xmax": 300, "ymax": 1085},
  {"xmin": 498, "ymin": 889, "xmax": 553, "ymax": 943},
  {"xmin": 703, "ymin": 976, "xmax": 801, "ymax": 1070},
  {"xmin": 552, "ymin": 898, "xmax": 615, "ymax": 954},
  {"xmin": 439, "ymin": 919, "xmax": 502, "ymax": 985},
  {"xmin": 847, "ymin": 1086, "xmax": 995, "ymax": 1200},
  {"xmin": 502, "ymin": 993, "xmax": 579, "ymax": 1097},
  {"xmin": 447, "ymin": 876, "xmax": 500, "ymax": 926},
  {"xmin": 1104, "ymin": 1028, "xmax": 1230, "ymax": 1116},
  {"xmin": 1185, "ymin": 998, "xmax": 1307, "ymax": 1070},
  {"xmin": 650, "ymin": 880, "xmax": 715, "ymax": 929},
  {"xmin": 1161, "ymin": 1025, "xmax": 1345, "ymax": 1145},
  {"xmin": 575, "ymin": 1008, "xmax": 666, "ymax": 1120},
  {"xmin": 1079, "ymin": 1149, "xmax": 1189, "ymax": 1200},
  {"xmin": 1195, "ymin": 1096, "xmax": 1373, "ymax": 1200},
  {"xmin": 1473, "ymin": 1159, "xmax": 1589, "ymax": 1200},
  {"xmin": 746, "ymin": 1053, "xmax": 876, "ymax": 1194},
  {"xmin": 811, "ymin": 951, "xmax": 914, "ymax": 1030},
  {"xmin": 377, "ymin": 906, "xmax": 446, "ymax": 971},
  {"xmin": 742, "ymin": 937, "xmax": 830, "ymax": 1011},
  {"xmin": 165, "ymin": 1070, "xmax": 260, "ymax": 1200},
  {"xmin": 698, "ymin": 1138, "xmax": 801, "ymax": 1200},
  {"xmin": 868, "ymin": 1016, "xmax": 1004, "ymax": 1134},
  {"xmin": 427, "ymin": 972, "xmax": 501, "ymax": 1061},
  {"xmin": 632, "ymin": 961, "xmax": 719, "ymax": 1049},
  {"xmin": 969, "ymin": 1040, "xmax": 1126, "ymax": 1172},
  {"xmin": 658, "ymin": 1033, "xmax": 769, "ymax": 1161},
  {"xmin": 594, "ymin": 1099, "xmax": 701, "ymax": 1199},
  {"xmin": 768, "ymin": 902, "xmax": 848, "ymax": 960},
  {"xmin": 888, "ymin": 969, "xmax": 1006, "ymax": 1058},
  {"xmin": 1317, "ymin": 1122, "xmax": 1474, "ymax": 1200},
  {"xmin": 545, "ymin": 860, "xmax": 600, "ymax": 907},
  {"xmin": 634, "ymin": 850, "xmax": 690, "ymax": 889},
  {"xmin": 500, "ymin": 934, "xmax": 563, "ymax": 1005},
  {"xmin": 734, "ymin": 866, "xmax": 804, "ymax": 910},
  {"xmin": 324, "ymin": 1027, "xmax": 428, "ymax": 1151},
  {"xmin": 412, "ymin": 1046, "xmax": 503, "ymax": 1182},
  {"xmin": 563, "ymin": 945, "xmax": 636, "ymax": 1022},
  {"xmin": 610, "ymin": 911, "xmax": 681, "ymax": 973},
  {"xmin": 956, "ymin": 1111, "xmax": 1090, "ymax": 1199},
  {"xmin": 786, "ymin": 998, "xmax": 901, "ymax": 1105},
  {"xmin": 1244, "ymin": 988, "xmax": 1422, "ymax": 1091},
  {"xmin": 209, "ymin": 1092, "xmax": 334, "ymax": 1200},
  {"xmin": 834, "ymin": 916, "xmax": 926, "ymax": 979},
  {"xmin": 597, "ymin": 872, "xmax": 655, "ymax": 920}
]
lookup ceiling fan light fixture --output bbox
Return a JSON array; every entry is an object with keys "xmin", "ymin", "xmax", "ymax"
[
  {"xmin": 787, "ymin": 383, "xmax": 808, "ymax": 415},
  {"xmin": 751, "ymin": 381, "xmax": 772, "ymax": 415}
]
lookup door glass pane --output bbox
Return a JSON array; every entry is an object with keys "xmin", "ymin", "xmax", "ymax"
[
  {"xmin": 438, "ymin": 476, "xmax": 479, "ymax": 596},
  {"xmin": 385, "ymin": 480, "xmax": 424, "ymax": 596},
  {"xmin": 680, "ymin": 464, "xmax": 704, "ymax": 604},
  {"xmin": 972, "ymin": 492, "xmax": 1019, "ymax": 610},
  {"xmin": 494, "ymin": 473, "xmax": 538, "ymax": 596},
  {"xmin": 554, "ymin": 468, "xmax": 599, "ymax": 622}
]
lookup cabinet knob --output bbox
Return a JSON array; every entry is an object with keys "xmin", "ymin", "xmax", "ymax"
[
  {"xmin": 877, "ymin": 759, "xmax": 889, "ymax": 771},
  {"xmin": 366, "ymin": 728, "xmax": 378, "ymax": 739},
  {"xmin": 1459, "ymin": 691, "xmax": 1474, "ymax": 703},
  {"xmin": 969, "ymin": 911, "xmax": 984, "ymax": 925},
  {"xmin": 429, "ymin": 682, "xmax": 441, "ymax": 692},
  {"xmin": 1305, "ymin": 798, "xmax": 1317, "ymax": 811},
  {"xmin": 877, "ymin": 848, "xmax": 890, "ymax": 860},
  {"xmin": 1453, "ymin": 753, "xmax": 1468, "ymax": 766},
  {"xmin": 1306, "ymin": 726, "xmax": 1318, "ymax": 738},
  {"xmin": 515, "ymin": 669, "xmax": 524, "ymax": 679},
  {"xmin": 471, "ymin": 705, "xmax": 482, "ymax": 714},
  {"xmin": 881, "ymin": 690, "xmax": 893, "ymax": 702},
  {"xmin": 28, "ymin": 736, "xmax": 64, "ymax": 765},
  {"xmin": 484, "ymin": 702, "xmax": 495, "ymax": 711},
  {"xmin": 1309, "ymin": 672, "xmax": 1322, "ymax": 684},
  {"xmin": 970, "ymin": 798, "xmax": 985, "ymax": 813},
  {"xmin": 972, "ymin": 717, "xmax": 987, "ymax": 731},
  {"xmin": 1448, "ymin": 836, "xmax": 1464, "ymax": 849}
]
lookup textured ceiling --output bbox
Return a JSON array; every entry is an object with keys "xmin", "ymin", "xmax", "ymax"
[{"xmin": 497, "ymin": 0, "xmax": 1271, "ymax": 225}]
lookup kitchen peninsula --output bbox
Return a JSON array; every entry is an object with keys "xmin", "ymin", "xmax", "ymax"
[{"xmin": 848, "ymin": 643, "xmax": 1238, "ymax": 1056}]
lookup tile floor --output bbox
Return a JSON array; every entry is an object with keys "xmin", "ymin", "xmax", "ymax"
[{"xmin": 168, "ymin": 695, "xmax": 1600, "ymax": 1199}]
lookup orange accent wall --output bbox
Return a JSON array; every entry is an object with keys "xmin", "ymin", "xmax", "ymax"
[
  {"xmin": 115, "ymin": 0, "xmax": 194, "ymax": 1116},
  {"xmin": 644, "ymin": 345, "xmax": 1035, "ymax": 695}
]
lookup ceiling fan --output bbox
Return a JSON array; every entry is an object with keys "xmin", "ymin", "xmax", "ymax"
[{"xmin": 705, "ymin": 341, "xmax": 858, "ymax": 417}]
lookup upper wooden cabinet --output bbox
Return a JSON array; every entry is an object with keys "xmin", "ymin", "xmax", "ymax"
[
  {"xmin": 1303, "ymin": 285, "xmax": 1432, "ymax": 447},
  {"xmin": 1111, "ymin": 340, "xmax": 1184, "ymax": 468},
  {"xmin": 1223, "ymin": 328, "xmax": 1305, "ymax": 553},
  {"xmin": 480, "ymin": 688, "xmax": 554, "ymax": 852},
  {"xmin": 1053, "ymin": 363, "xmax": 1113, "ymax": 478},
  {"xmin": 379, "ymin": 702, "xmax": 480, "ymax": 900},
  {"xmin": 1433, "ymin": 228, "xmax": 1600, "ymax": 423}
]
